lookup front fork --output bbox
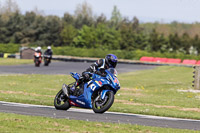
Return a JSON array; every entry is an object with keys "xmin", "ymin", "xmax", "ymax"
[{"xmin": 94, "ymin": 90, "xmax": 110, "ymax": 107}]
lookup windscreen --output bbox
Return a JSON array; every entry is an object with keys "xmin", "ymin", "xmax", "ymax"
[{"xmin": 107, "ymin": 68, "xmax": 118, "ymax": 77}]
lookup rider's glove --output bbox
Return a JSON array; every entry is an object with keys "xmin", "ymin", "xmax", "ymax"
[
  {"xmin": 83, "ymin": 73, "xmax": 91, "ymax": 81},
  {"xmin": 95, "ymin": 71, "xmax": 101, "ymax": 75},
  {"xmin": 95, "ymin": 71, "xmax": 106, "ymax": 77}
]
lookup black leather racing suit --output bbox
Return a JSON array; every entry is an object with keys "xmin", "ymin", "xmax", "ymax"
[
  {"xmin": 72, "ymin": 59, "xmax": 109, "ymax": 96},
  {"xmin": 44, "ymin": 49, "xmax": 53, "ymax": 62},
  {"xmin": 44, "ymin": 49, "xmax": 53, "ymax": 57},
  {"xmin": 82, "ymin": 59, "xmax": 109, "ymax": 82}
]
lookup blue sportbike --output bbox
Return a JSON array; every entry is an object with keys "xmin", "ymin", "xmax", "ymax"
[{"xmin": 54, "ymin": 68, "xmax": 120, "ymax": 113}]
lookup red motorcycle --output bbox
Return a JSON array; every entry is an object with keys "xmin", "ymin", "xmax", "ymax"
[{"xmin": 34, "ymin": 52, "xmax": 42, "ymax": 67}]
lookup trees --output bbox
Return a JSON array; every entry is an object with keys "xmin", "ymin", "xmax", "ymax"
[
  {"xmin": 4, "ymin": 12, "xmax": 24, "ymax": 43},
  {"xmin": 60, "ymin": 23, "xmax": 77, "ymax": 46},
  {"xmin": 110, "ymin": 5, "xmax": 122, "ymax": 28},
  {"xmin": 0, "ymin": 0, "xmax": 20, "ymax": 21},
  {"xmin": 193, "ymin": 35, "xmax": 200, "ymax": 54},
  {"xmin": 119, "ymin": 22, "xmax": 136, "ymax": 50},
  {"xmin": 0, "ymin": 15, "xmax": 8, "ymax": 43},
  {"xmin": 21, "ymin": 12, "xmax": 37, "ymax": 44},
  {"xmin": 119, "ymin": 17, "xmax": 148, "ymax": 51},
  {"xmin": 74, "ymin": 1, "xmax": 94, "ymax": 29},
  {"xmin": 36, "ymin": 16, "xmax": 62, "ymax": 46},
  {"xmin": 63, "ymin": 13, "xmax": 74, "ymax": 25},
  {"xmin": 180, "ymin": 33, "xmax": 191, "ymax": 54},
  {"xmin": 95, "ymin": 13, "xmax": 107, "ymax": 26},
  {"xmin": 149, "ymin": 29, "xmax": 168, "ymax": 52},
  {"xmin": 73, "ymin": 24, "xmax": 121, "ymax": 49},
  {"xmin": 168, "ymin": 33, "xmax": 181, "ymax": 53}
]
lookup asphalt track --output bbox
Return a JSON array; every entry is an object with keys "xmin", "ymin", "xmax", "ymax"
[
  {"xmin": 0, "ymin": 61, "xmax": 157, "ymax": 74},
  {"xmin": 1, "ymin": 61, "xmax": 199, "ymax": 130},
  {"xmin": 0, "ymin": 101, "xmax": 200, "ymax": 130}
]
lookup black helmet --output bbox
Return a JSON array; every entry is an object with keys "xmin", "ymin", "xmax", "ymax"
[{"xmin": 105, "ymin": 54, "xmax": 118, "ymax": 68}]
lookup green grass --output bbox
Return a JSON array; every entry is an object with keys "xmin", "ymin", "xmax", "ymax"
[
  {"xmin": 0, "ymin": 58, "xmax": 33, "ymax": 65},
  {"xmin": 0, "ymin": 66, "xmax": 200, "ymax": 119},
  {"xmin": 0, "ymin": 112, "xmax": 196, "ymax": 133}
]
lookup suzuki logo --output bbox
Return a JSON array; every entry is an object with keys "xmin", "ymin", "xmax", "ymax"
[{"xmin": 76, "ymin": 100, "xmax": 85, "ymax": 105}]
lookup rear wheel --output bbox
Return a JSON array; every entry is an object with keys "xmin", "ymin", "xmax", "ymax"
[
  {"xmin": 92, "ymin": 91, "xmax": 114, "ymax": 113},
  {"xmin": 54, "ymin": 89, "xmax": 71, "ymax": 110}
]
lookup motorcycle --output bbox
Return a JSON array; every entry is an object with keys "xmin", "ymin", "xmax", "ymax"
[
  {"xmin": 54, "ymin": 68, "xmax": 120, "ymax": 113},
  {"xmin": 34, "ymin": 52, "xmax": 42, "ymax": 67},
  {"xmin": 43, "ymin": 54, "xmax": 51, "ymax": 66}
]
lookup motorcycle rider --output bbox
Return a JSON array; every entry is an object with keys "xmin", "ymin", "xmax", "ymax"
[
  {"xmin": 44, "ymin": 46, "xmax": 53, "ymax": 62},
  {"xmin": 68, "ymin": 54, "xmax": 118, "ymax": 96},
  {"xmin": 35, "ymin": 46, "xmax": 42, "ymax": 54},
  {"xmin": 34, "ymin": 47, "xmax": 42, "ymax": 61}
]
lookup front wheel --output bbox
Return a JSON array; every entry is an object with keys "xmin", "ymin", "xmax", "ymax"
[
  {"xmin": 54, "ymin": 89, "xmax": 71, "ymax": 110},
  {"xmin": 44, "ymin": 62, "xmax": 49, "ymax": 66},
  {"xmin": 35, "ymin": 60, "xmax": 40, "ymax": 67},
  {"xmin": 92, "ymin": 91, "xmax": 114, "ymax": 113},
  {"xmin": 44, "ymin": 59, "xmax": 49, "ymax": 66}
]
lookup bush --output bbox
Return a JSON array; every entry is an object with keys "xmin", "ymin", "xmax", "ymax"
[
  {"xmin": 52, "ymin": 46, "xmax": 136, "ymax": 59},
  {"xmin": 1, "ymin": 43, "xmax": 200, "ymax": 61},
  {"xmin": 0, "ymin": 43, "xmax": 20, "ymax": 53},
  {"xmin": 52, "ymin": 46, "xmax": 200, "ymax": 60}
]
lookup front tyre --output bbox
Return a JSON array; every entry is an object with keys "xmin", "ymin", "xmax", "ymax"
[
  {"xmin": 35, "ymin": 60, "xmax": 40, "ymax": 67},
  {"xmin": 92, "ymin": 91, "xmax": 114, "ymax": 114},
  {"xmin": 44, "ymin": 62, "xmax": 49, "ymax": 66},
  {"xmin": 54, "ymin": 89, "xmax": 71, "ymax": 110},
  {"xmin": 44, "ymin": 59, "xmax": 49, "ymax": 66}
]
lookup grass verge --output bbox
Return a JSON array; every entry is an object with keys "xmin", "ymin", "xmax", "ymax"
[
  {"xmin": 0, "ymin": 58, "xmax": 33, "ymax": 65},
  {"xmin": 0, "ymin": 112, "xmax": 196, "ymax": 133},
  {"xmin": 0, "ymin": 66, "xmax": 200, "ymax": 119}
]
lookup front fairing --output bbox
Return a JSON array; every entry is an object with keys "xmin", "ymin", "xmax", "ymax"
[
  {"xmin": 68, "ymin": 69, "xmax": 120, "ymax": 108},
  {"xmin": 69, "ymin": 83, "xmax": 96, "ymax": 108},
  {"xmin": 105, "ymin": 69, "xmax": 120, "ymax": 92}
]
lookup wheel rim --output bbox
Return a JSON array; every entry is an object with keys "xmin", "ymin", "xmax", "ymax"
[
  {"xmin": 56, "ymin": 91, "xmax": 67, "ymax": 106},
  {"xmin": 94, "ymin": 93, "xmax": 110, "ymax": 110}
]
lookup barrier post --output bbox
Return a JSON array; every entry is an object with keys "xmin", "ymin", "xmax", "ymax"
[
  {"xmin": 192, "ymin": 66, "xmax": 200, "ymax": 90},
  {"xmin": 4, "ymin": 53, "xmax": 8, "ymax": 58}
]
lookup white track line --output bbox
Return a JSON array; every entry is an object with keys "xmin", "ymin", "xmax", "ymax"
[{"xmin": 1, "ymin": 101, "xmax": 200, "ymax": 122}]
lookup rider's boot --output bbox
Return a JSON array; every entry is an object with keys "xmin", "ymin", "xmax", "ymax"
[
  {"xmin": 62, "ymin": 84, "xmax": 69, "ymax": 97},
  {"xmin": 71, "ymin": 77, "xmax": 84, "ymax": 96},
  {"xmin": 62, "ymin": 83, "xmax": 77, "ymax": 97},
  {"xmin": 68, "ymin": 81, "xmax": 78, "ymax": 96}
]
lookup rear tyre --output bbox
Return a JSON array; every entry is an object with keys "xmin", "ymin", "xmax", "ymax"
[
  {"xmin": 92, "ymin": 91, "xmax": 114, "ymax": 114},
  {"xmin": 54, "ymin": 89, "xmax": 71, "ymax": 110}
]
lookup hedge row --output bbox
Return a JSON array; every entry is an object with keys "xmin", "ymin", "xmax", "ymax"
[
  {"xmin": 0, "ymin": 43, "xmax": 20, "ymax": 53},
  {"xmin": 52, "ymin": 46, "xmax": 200, "ymax": 60},
  {"xmin": 0, "ymin": 43, "xmax": 200, "ymax": 60}
]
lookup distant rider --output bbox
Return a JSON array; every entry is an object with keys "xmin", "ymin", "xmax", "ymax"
[
  {"xmin": 68, "ymin": 54, "xmax": 118, "ymax": 96},
  {"xmin": 34, "ymin": 47, "xmax": 42, "ymax": 61},
  {"xmin": 44, "ymin": 46, "xmax": 53, "ymax": 62},
  {"xmin": 35, "ymin": 46, "xmax": 42, "ymax": 54}
]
